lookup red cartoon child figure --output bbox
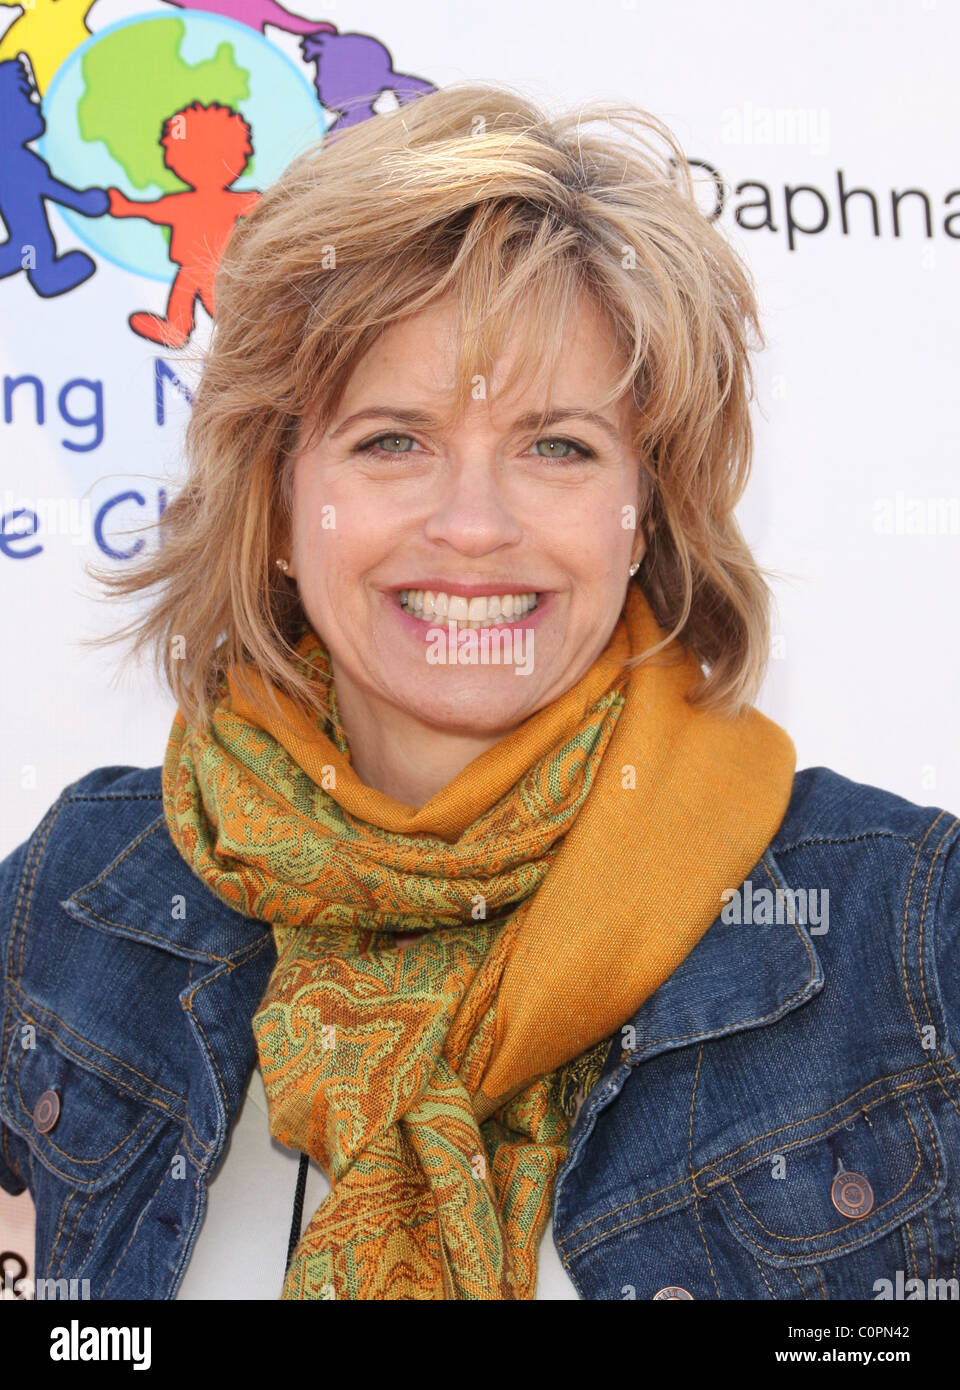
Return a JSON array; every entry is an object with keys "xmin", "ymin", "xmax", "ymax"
[{"xmin": 107, "ymin": 102, "xmax": 259, "ymax": 348}]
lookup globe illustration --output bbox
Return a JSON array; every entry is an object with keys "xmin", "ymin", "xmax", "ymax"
[{"xmin": 40, "ymin": 11, "xmax": 328, "ymax": 281}]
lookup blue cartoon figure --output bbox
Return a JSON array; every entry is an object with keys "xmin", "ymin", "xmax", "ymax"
[{"xmin": 0, "ymin": 55, "xmax": 109, "ymax": 296}]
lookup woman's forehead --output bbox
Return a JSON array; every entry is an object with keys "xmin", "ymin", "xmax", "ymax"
[{"xmin": 326, "ymin": 296, "xmax": 631, "ymax": 421}]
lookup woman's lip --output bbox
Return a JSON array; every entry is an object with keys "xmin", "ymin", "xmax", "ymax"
[
  {"xmin": 389, "ymin": 581, "xmax": 547, "ymax": 599},
  {"xmin": 386, "ymin": 588, "xmax": 553, "ymax": 639}
]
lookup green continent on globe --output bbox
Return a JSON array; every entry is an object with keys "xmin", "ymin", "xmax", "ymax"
[{"xmin": 77, "ymin": 18, "xmax": 252, "ymax": 190}]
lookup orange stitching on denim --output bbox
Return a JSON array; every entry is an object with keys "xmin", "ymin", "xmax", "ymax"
[
  {"xmin": 64, "ymin": 815, "xmax": 165, "ymax": 896},
  {"xmin": 724, "ymin": 1098, "xmax": 922, "ymax": 1243},
  {"xmin": 562, "ymin": 1079, "xmax": 947, "ymax": 1257},
  {"xmin": 692, "ymin": 1197, "xmax": 720, "ymax": 1298},
  {"xmin": 699, "ymin": 1076, "xmax": 940, "ymax": 1188},
  {"xmin": 899, "ymin": 813, "xmax": 946, "ymax": 1045},
  {"xmin": 12, "ymin": 1047, "xmax": 153, "ymax": 1164},
  {"xmin": 180, "ymin": 935, "xmax": 274, "ymax": 1136},
  {"xmin": 916, "ymin": 827, "xmax": 960, "ymax": 1127},
  {"xmin": 64, "ymin": 814, "xmax": 255, "ymax": 962},
  {"xmin": 903, "ymin": 1220, "xmax": 918, "ymax": 1281},
  {"xmin": 72, "ymin": 900, "xmax": 237, "ymax": 966},
  {"xmin": 688, "ymin": 1046, "xmax": 703, "ymax": 1195},
  {"xmin": 759, "ymin": 856, "xmax": 817, "ymax": 978},
  {"xmin": 84, "ymin": 1181, "xmax": 125, "ymax": 1279},
  {"xmin": 55, "ymin": 1191, "xmax": 93, "ymax": 1278},
  {"xmin": 688, "ymin": 1045, "xmax": 720, "ymax": 1297},
  {"xmin": 46, "ymin": 1191, "xmax": 73, "ymax": 1277},
  {"xmin": 100, "ymin": 1161, "xmax": 170, "ymax": 1294},
  {"xmin": 754, "ymin": 1257, "xmax": 776, "ymax": 1298},
  {"xmin": 942, "ymin": 1188, "xmax": 959, "ymax": 1284},
  {"xmin": 182, "ymin": 943, "xmax": 271, "ymax": 1125},
  {"xmin": 12, "ymin": 794, "xmax": 67, "ymax": 988},
  {"xmin": 23, "ymin": 1114, "xmax": 163, "ymax": 1187},
  {"xmin": 791, "ymin": 1267, "xmax": 809, "ymax": 1300},
  {"xmin": 560, "ymin": 1063, "xmax": 943, "ymax": 1244},
  {"xmin": 900, "ymin": 819, "xmax": 960, "ymax": 1129},
  {"xmin": 183, "ymin": 1003, "xmax": 228, "ymax": 1117},
  {"xmin": 4, "ymin": 1006, "xmax": 207, "ymax": 1164},
  {"xmin": 12, "ymin": 986, "xmax": 188, "ymax": 1110},
  {"xmin": 921, "ymin": 1210, "xmax": 934, "ymax": 1280},
  {"xmin": 718, "ymin": 1181, "xmax": 938, "ymax": 1264},
  {"xmin": 180, "ymin": 932, "xmax": 271, "ymax": 1013},
  {"xmin": 915, "ymin": 819, "xmax": 959, "ymax": 1032},
  {"xmin": 924, "ymin": 1064, "xmax": 960, "ymax": 1126},
  {"xmin": 715, "ymin": 1098, "xmax": 940, "ymax": 1261},
  {"xmin": 703, "ymin": 1081, "xmax": 947, "ymax": 1198},
  {"xmin": 813, "ymin": 1264, "xmax": 827, "ymax": 1299}
]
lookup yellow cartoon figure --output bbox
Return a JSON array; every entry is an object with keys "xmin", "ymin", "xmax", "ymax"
[{"xmin": 0, "ymin": 0, "xmax": 96, "ymax": 95}]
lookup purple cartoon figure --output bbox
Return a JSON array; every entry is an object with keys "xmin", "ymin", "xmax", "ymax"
[{"xmin": 301, "ymin": 29, "xmax": 435, "ymax": 129}]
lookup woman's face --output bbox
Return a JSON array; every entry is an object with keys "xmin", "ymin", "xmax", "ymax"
[{"xmin": 285, "ymin": 292, "xmax": 646, "ymax": 737}]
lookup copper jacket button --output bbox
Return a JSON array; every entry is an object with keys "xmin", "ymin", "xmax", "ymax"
[
  {"xmin": 831, "ymin": 1170, "xmax": 874, "ymax": 1218},
  {"xmin": 33, "ymin": 1089, "xmax": 60, "ymax": 1134},
  {"xmin": 653, "ymin": 1285, "xmax": 694, "ymax": 1299}
]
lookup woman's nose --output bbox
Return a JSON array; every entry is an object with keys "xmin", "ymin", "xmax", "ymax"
[{"xmin": 421, "ymin": 456, "xmax": 525, "ymax": 555}]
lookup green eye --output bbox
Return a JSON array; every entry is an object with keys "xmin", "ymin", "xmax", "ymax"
[
  {"xmin": 369, "ymin": 434, "xmax": 415, "ymax": 453},
  {"xmin": 532, "ymin": 437, "xmax": 592, "ymax": 461}
]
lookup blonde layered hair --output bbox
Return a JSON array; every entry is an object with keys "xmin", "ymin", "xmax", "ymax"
[{"xmin": 88, "ymin": 81, "xmax": 771, "ymax": 727}]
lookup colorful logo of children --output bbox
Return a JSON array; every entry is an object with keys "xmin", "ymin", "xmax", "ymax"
[{"xmin": 40, "ymin": 11, "xmax": 326, "ymax": 284}]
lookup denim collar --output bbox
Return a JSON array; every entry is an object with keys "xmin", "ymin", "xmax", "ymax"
[{"xmin": 62, "ymin": 814, "xmax": 268, "ymax": 964}]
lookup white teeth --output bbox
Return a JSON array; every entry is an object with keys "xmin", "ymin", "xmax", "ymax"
[{"xmin": 398, "ymin": 588, "xmax": 539, "ymax": 627}]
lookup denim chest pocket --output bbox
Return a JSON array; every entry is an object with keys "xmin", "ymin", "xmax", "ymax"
[
  {"xmin": 707, "ymin": 1089, "xmax": 956, "ymax": 1298},
  {"xmin": 0, "ymin": 1022, "xmax": 172, "ymax": 1191}
]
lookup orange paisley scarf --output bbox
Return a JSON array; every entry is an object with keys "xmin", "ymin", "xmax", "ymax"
[{"xmin": 162, "ymin": 583, "xmax": 796, "ymax": 1299}]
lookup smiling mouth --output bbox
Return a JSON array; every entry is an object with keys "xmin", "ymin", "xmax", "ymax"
[{"xmin": 398, "ymin": 588, "xmax": 540, "ymax": 628}]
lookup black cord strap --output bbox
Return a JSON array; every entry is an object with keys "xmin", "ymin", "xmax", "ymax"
[{"xmin": 285, "ymin": 1151, "xmax": 310, "ymax": 1274}]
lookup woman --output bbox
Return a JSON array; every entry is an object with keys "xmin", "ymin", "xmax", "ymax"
[{"xmin": 1, "ymin": 82, "xmax": 958, "ymax": 1303}]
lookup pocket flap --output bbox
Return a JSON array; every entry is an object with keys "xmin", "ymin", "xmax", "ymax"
[
  {"xmin": 712, "ymin": 1090, "xmax": 946, "ymax": 1266},
  {"xmin": 0, "ymin": 1025, "xmax": 168, "ymax": 1192}
]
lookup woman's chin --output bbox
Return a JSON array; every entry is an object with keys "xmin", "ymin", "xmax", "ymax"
[{"xmin": 386, "ymin": 675, "xmax": 549, "ymax": 736}]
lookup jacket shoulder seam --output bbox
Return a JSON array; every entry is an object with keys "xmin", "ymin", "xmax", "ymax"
[
  {"xmin": 64, "ymin": 793, "xmax": 162, "ymax": 803},
  {"xmin": 774, "ymin": 823, "xmax": 955, "ymax": 859}
]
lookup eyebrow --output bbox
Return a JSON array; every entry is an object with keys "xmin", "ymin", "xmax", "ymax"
[{"xmin": 327, "ymin": 406, "xmax": 623, "ymax": 447}]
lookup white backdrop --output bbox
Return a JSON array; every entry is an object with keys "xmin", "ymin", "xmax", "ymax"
[{"xmin": 1, "ymin": 0, "xmax": 957, "ymax": 1291}]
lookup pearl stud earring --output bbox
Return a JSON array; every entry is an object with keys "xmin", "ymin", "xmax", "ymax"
[{"xmin": 628, "ymin": 561, "xmax": 640, "ymax": 576}]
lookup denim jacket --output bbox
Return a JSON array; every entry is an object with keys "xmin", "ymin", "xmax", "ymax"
[{"xmin": 1, "ymin": 763, "xmax": 958, "ymax": 1300}]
